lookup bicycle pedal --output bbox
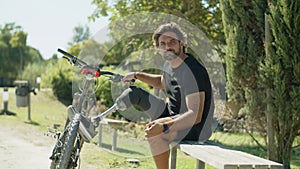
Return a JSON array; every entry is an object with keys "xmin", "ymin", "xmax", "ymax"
[{"xmin": 44, "ymin": 128, "xmax": 61, "ymax": 139}]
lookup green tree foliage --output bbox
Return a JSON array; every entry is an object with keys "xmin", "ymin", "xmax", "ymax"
[
  {"xmin": 0, "ymin": 23, "xmax": 43, "ymax": 81},
  {"xmin": 220, "ymin": 0, "xmax": 269, "ymax": 138},
  {"xmin": 221, "ymin": 0, "xmax": 300, "ymax": 168},
  {"xmin": 52, "ymin": 70, "xmax": 73, "ymax": 106},
  {"xmin": 68, "ymin": 24, "xmax": 91, "ymax": 46},
  {"xmin": 88, "ymin": 1, "xmax": 227, "ymax": 112},
  {"xmin": 220, "ymin": 0, "xmax": 267, "ymax": 102},
  {"xmin": 89, "ymin": 0, "xmax": 225, "ymax": 58},
  {"xmin": 43, "ymin": 53, "xmax": 74, "ymax": 105},
  {"xmin": 261, "ymin": 1, "xmax": 300, "ymax": 168},
  {"xmin": 44, "ymin": 25, "xmax": 91, "ymax": 106},
  {"xmin": 21, "ymin": 61, "xmax": 47, "ymax": 86}
]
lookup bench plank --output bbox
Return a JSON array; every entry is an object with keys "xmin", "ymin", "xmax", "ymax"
[
  {"xmin": 233, "ymin": 150, "xmax": 283, "ymax": 166},
  {"xmin": 170, "ymin": 142, "xmax": 283, "ymax": 169},
  {"xmin": 253, "ymin": 166, "xmax": 269, "ymax": 169},
  {"xmin": 226, "ymin": 165, "xmax": 252, "ymax": 169},
  {"xmin": 179, "ymin": 144, "xmax": 237, "ymax": 169}
]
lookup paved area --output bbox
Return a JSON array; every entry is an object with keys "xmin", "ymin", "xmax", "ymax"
[{"xmin": 0, "ymin": 125, "xmax": 54, "ymax": 169}]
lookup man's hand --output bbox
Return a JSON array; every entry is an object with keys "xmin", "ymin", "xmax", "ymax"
[
  {"xmin": 121, "ymin": 72, "xmax": 136, "ymax": 84},
  {"xmin": 144, "ymin": 121, "xmax": 163, "ymax": 138}
]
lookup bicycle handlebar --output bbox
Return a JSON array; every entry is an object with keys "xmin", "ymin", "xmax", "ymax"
[
  {"xmin": 58, "ymin": 48, "xmax": 87, "ymax": 67},
  {"xmin": 57, "ymin": 48, "xmax": 134, "ymax": 83}
]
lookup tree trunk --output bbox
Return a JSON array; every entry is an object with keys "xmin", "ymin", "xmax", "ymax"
[
  {"xmin": 278, "ymin": 138, "xmax": 293, "ymax": 169},
  {"xmin": 264, "ymin": 12, "xmax": 276, "ymax": 161}
]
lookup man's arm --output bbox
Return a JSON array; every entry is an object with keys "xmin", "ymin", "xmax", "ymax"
[
  {"xmin": 122, "ymin": 72, "xmax": 164, "ymax": 89},
  {"xmin": 167, "ymin": 91, "xmax": 205, "ymax": 131},
  {"xmin": 144, "ymin": 91, "xmax": 205, "ymax": 138}
]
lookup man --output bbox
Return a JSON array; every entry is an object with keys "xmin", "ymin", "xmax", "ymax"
[{"xmin": 119, "ymin": 22, "xmax": 213, "ymax": 169}]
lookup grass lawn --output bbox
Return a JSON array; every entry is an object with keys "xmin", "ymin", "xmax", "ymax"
[{"xmin": 0, "ymin": 87, "xmax": 299, "ymax": 168}]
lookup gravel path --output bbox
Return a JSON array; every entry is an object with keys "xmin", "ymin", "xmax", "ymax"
[{"xmin": 0, "ymin": 124, "xmax": 55, "ymax": 169}]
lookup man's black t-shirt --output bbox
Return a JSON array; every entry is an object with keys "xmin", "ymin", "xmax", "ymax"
[{"xmin": 163, "ymin": 53, "xmax": 212, "ymax": 141}]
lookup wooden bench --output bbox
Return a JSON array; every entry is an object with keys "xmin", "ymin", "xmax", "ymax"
[
  {"xmin": 97, "ymin": 118, "xmax": 128, "ymax": 151},
  {"xmin": 169, "ymin": 141, "xmax": 283, "ymax": 169}
]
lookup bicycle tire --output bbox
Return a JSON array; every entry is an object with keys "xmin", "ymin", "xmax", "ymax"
[
  {"xmin": 50, "ymin": 159, "xmax": 58, "ymax": 169},
  {"xmin": 49, "ymin": 120, "xmax": 69, "ymax": 169},
  {"xmin": 57, "ymin": 113, "xmax": 81, "ymax": 169}
]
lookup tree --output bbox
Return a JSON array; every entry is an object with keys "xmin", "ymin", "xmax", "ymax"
[
  {"xmin": 0, "ymin": 23, "xmax": 43, "ymax": 82},
  {"xmin": 0, "ymin": 23, "xmax": 25, "ymax": 79},
  {"xmin": 68, "ymin": 24, "xmax": 91, "ymax": 46},
  {"xmin": 21, "ymin": 59, "xmax": 47, "ymax": 86},
  {"xmin": 88, "ymin": 0, "xmax": 227, "ymax": 113},
  {"xmin": 221, "ymin": 0, "xmax": 300, "ymax": 168},
  {"xmin": 220, "ymin": 0, "xmax": 268, "ymax": 133},
  {"xmin": 42, "ymin": 51, "xmax": 73, "ymax": 105},
  {"xmin": 10, "ymin": 29, "xmax": 27, "ymax": 72},
  {"xmin": 89, "ymin": 0, "xmax": 225, "ymax": 58},
  {"xmin": 262, "ymin": 0, "xmax": 300, "ymax": 168}
]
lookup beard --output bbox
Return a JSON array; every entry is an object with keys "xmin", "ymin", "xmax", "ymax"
[{"xmin": 162, "ymin": 48, "xmax": 181, "ymax": 61}]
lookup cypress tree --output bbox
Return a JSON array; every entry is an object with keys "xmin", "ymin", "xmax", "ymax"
[
  {"xmin": 263, "ymin": 0, "xmax": 300, "ymax": 168},
  {"xmin": 220, "ymin": 0, "xmax": 268, "ymax": 133},
  {"xmin": 221, "ymin": 0, "xmax": 300, "ymax": 168}
]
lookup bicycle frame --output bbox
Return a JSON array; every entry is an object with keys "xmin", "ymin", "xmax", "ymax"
[{"xmin": 49, "ymin": 49, "xmax": 126, "ymax": 169}]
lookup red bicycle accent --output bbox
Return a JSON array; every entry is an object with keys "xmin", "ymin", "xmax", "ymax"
[{"xmin": 80, "ymin": 67, "xmax": 100, "ymax": 78}]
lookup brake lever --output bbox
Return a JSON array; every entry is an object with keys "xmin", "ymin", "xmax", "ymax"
[
  {"xmin": 62, "ymin": 56, "xmax": 73, "ymax": 65},
  {"xmin": 110, "ymin": 74, "xmax": 123, "ymax": 82},
  {"xmin": 110, "ymin": 74, "xmax": 135, "ymax": 84},
  {"xmin": 58, "ymin": 48, "xmax": 87, "ymax": 67}
]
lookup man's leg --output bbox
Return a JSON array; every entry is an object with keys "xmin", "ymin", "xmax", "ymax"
[
  {"xmin": 148, "ymin": 136, "xmax": 170, "ymax": 169},
  {"xmin": 117, "ymin": 87, "xmax": 176, "ymax": 168},
  {"xmin": 116, "ymin": 86, "xmax": 167, "ymax": 119},
  {"xmin": 147, "ymin": 117, "xmax": 178, "ymax": 169}
]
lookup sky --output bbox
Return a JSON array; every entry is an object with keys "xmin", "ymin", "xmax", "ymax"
[{"xmin": 0, "ymin": 0, "xmax": 109, "ymax": 59}]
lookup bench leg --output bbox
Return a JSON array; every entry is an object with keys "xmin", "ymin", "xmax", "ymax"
[
  {"xmin": 169, "ymin": 144, "xmax": 178, "ymax": 169},
  {"xmin": 112, "ymin": 128, "xmax": 117, "ymax": 151},
  {"xmin": 98, "ymin": 123, "xmax": 103, "ymax": 147},
  {"xmin": 196, "ymin": 160, "xmax": 205, "ymax": 169}
]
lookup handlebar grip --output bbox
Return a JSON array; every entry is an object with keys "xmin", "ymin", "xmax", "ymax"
[
  {"xmin": 100, "ymin": 71, "xmax": 114, "ymax": 76},
  {"xmin": 57, "ymin": 48, "xmax": 87, "ymax": 66},
  {"xmin": 57, "ymin": 48, "xmax": 74, "ymax": 58}
]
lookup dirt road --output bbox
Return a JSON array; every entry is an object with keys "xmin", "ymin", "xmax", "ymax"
[{"xmin": 0, "ymin": 124, "xmax": 56, "ymax": 169}]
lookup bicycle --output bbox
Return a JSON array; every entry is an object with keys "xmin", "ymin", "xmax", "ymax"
[{"xmin": 49, "ymin": 49, "xmax": 131, "ymax": 169}]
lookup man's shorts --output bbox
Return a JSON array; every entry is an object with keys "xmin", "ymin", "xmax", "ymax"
[{"xmin": 128, "ymin": 86, "xmax": 203, "ymax": 142}]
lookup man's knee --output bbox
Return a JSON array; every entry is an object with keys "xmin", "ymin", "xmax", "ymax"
[
  {"xmin": 147, "ymin": 136, "xmax": 169, "ymax": 153},
  {"xmin": 116, "ymin": 86, "xmax": 151, "ymax": 110},
  {"xmin": 162, "ymin": 131, "xmax": 178, "ymax": 142},
  {"xmin": 116, "ymin": 86, "xmax": 166, "ymax": 118},
  {"xmin": 147, "ymin": 131, "xmax": 177, "ymax": 145}
]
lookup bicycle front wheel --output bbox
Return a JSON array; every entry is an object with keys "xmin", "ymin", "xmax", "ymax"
[{"xmin": 57, "ymin": 113, "xmax": 81, "ymax": 169}]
